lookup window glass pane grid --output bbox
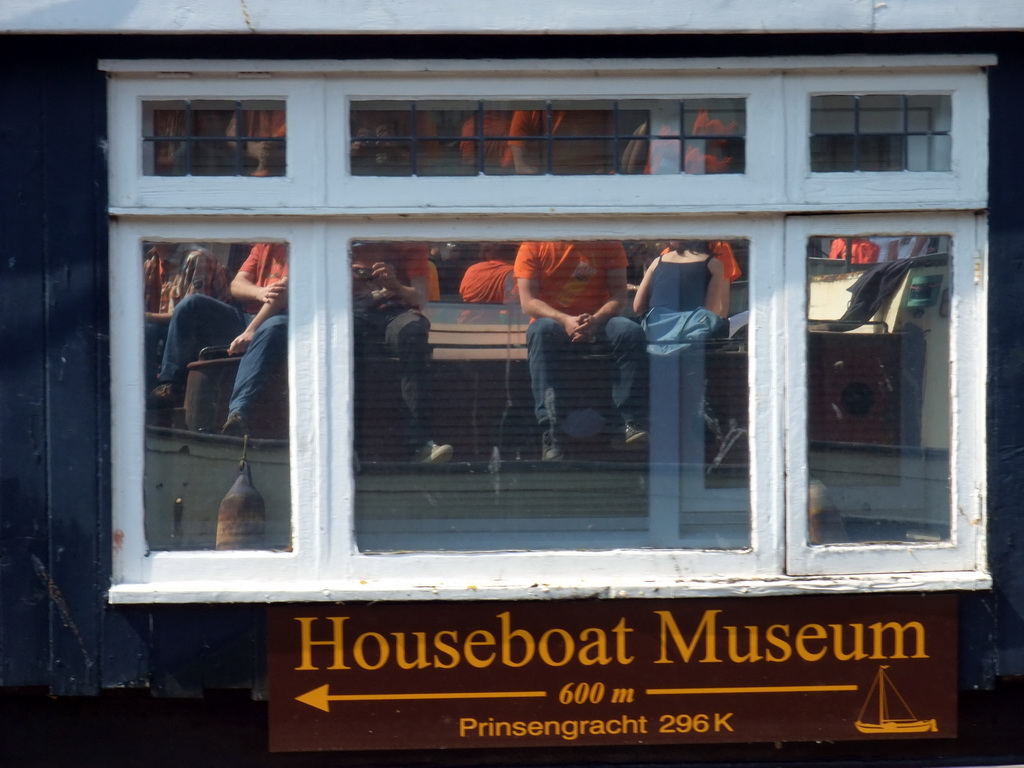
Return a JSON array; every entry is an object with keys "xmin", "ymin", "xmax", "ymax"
[
  {"xmin": 809, "ymin": 94, "xmax": 951, "ymax": 172},
  {"xmin": 142, "ymin": 99, "xmax": 286, "ymax": 177},
  {"xmin": 349, "ymin": 99, "xmax": 746, "ymax": 177}
]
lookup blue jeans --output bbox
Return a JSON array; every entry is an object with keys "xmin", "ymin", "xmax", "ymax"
[
  {"xmin": 158, "ymin": 293, "xmax": 287, "ymax": 420},
  {"xmin": 525, "ymin": 316, "xmax": 647, "ymax": 429},
  {"xmin": 353, "ymin": 307, "xmax": 433, "ymax": 448}
]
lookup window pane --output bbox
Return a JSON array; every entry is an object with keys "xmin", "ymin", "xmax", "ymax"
[
  {"xmin": 907, "ymin": 95, "xmax": 952, "ymax": 133},
  {"xmin": 809, "ymin": 94, "xmax": 951, "ymax": 172},
  {"xmin": 858, "ymin": 134, "xmax": 905, "ymax": 171},
  {"xmin": 143, "ymin": 241, "xmax": 291, "ymax": 551},
  {"xmin": 142, "ymin": 100, "xmax": 286, "ymax": 177},
  {"xmin": 908, "ymin": 134, "xmax": 952, "ymax": 172},
  {"xmin": 350, "ymin": 102, "xmax": 415, "ymax": 176},
  {"xmin": 810, "ymin": 135, "xmax": 857, "ymax": 172},
  {"xmin": 810, "ymin": 95, "xmax": 856, "ymax": 133},
  {"xmin": 806, "ymin": 235, "xmax": 951, "ymax": 545},
  {"xmin": 348, "ymin": 99, "xmax": 746, "ymax": 177},
  {"xmin": 351, "ymin": 239, "xmax": 750, "ymax": 552},
  {"xmin": 858, "ymin": 95, "xmax": 904, "ymax": 133}
]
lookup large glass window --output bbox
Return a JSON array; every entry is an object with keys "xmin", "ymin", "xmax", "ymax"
[
  {"xmin": 805, "ymin": 234, "xmax": 952, "ymax": 545},
  {"xmin": 141, "ymin": 240, "xmax": 291, "ymax": 551},
  {"xmin": 348, "ymin": 238, "xmax": 750, "ymax": 552},
  {"xmin": 105, "ymin": 58, "xmax": 989, "ymax": 601}
]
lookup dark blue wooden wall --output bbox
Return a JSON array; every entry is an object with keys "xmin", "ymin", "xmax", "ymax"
[{"xmin": 0, "ymin": 32, "xmax": 1019, "ymax": 699}]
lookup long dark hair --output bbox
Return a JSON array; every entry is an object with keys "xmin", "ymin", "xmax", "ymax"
[{"xmin": 674, "ymin": 240, "xmax": 710, "ymax": 255}]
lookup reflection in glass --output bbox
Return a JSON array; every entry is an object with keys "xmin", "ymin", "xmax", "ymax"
[
  {"xmin": 806, "ymin": 235, "xmax": 951, "ymax": 544},
  {"xmin": 142, "ymin": 101, "xmax": 287, "ymax": 177},
  {"xmin": 809, "ymin": 94, "xmax": 951, "ymax": 172},
  {"xmin": 349, "ymin": 99, "xmax": 747, "ymax": 177},
  {"xmin": 353, "ymin": 239, "xmax": 750, "ymax": 553},
  {"xmin": 143, "ymin": 241, "xmax": 291, "ymax": 551}
]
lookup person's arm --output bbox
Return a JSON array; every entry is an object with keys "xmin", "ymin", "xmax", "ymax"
[
  {"xmin": 704, "ymin": 257, "xmax": 730, "ymax": 319},
  {"xmin": 369, "ymin": 262, "xmax": 427, "ymax": 307},
  {"xmin": 518, "ymin": 277, "xmax": 587, "ymax": 339},
  {"xmin": 231, "ymin": 269, "xmax": 288, "ymax": 308},
  {"xmin": 590, "ymin": 267, "xmax": 627, "ymax": 325},
  {"xmin": 509, "ymin": 111, "xmax": 541, "ymax": 174},
  {"xmin": 632, "ymin": 258, "xmax": 660, "ymax": 316},
  {"xmin": 228, "ymin": 273, "xmax": 288, "ymax": 356},
  {"xmin": 570, "ymin": 267, "xmax": 626, "ymax": 342}
]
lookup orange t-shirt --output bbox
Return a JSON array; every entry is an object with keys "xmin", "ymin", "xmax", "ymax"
[
  {"xmin": 828, "ymin": 238, "xmax": 882, "ymax": 264},
  {"xmin": 238, "ymin": 243, "xmax": 289, "ymax": 313},
  {"xmin": 514, "ymin": 241, "xmax": 627, "ymax": 316},
  {"xmin": 459, "ymin": 260, "xmax": 516, "ymax": 304}
]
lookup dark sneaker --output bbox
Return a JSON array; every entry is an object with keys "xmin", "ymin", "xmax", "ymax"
[
  {"xmin": 146, "ymin": 382, "xmax": 180, "ymax": 409},
  {"xmin": 413, "ymin": 440, "xmax": 453, "ymax": 464},
  {"xmin": 221, "ymin": 412, "xmax": 249, "ymax": 437},
  {"xmin": 624, "ymin": 423, "xmax": 649, "ymax": 448},
  {"xmin": 541, "ymin": 432, "xmax": 564, "ymax": 462}
]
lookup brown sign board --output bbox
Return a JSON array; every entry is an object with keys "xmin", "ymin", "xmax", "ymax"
[{"xmin": 268, "ymin": 593, "xmax": 956, "ymax": 752}]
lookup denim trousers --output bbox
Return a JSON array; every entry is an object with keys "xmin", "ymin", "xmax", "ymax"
[
  {"xmin": 158, "ymin": 293, "xmax": 287, "ymax": 420},
  {"xmin": 353, "ymin": 307, "xmax": 433, "ymax": 448},
  {"xmin": 525, "ymin": 315, "xmax": 648, "ymax": 429}
]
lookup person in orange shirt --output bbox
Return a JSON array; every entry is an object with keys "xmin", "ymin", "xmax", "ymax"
[
  {"xmin": 508, "ymin": 110, "xmax": 613, "ymax": 175},
  {"xmin": 459, "ymin": 243, "xmax": 519, "ymax": 304},
  {"xmin": 515, "ymin": 241, "xmax": 648, "ymax": 460}
]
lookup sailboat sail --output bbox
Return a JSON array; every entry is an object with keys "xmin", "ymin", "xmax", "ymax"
[{"xmin": 854, "ymin": 666, "xmax": 937, "ymax": 734}]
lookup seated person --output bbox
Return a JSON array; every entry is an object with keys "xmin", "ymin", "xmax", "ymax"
[
  {"xmin": 514, "ymin": 240, "xmax": 649, "ymax": 460},
  {"xmin": 351, "ymin": 242, "xmax": 453, "ymax": 464},
  {"xmin": 633, "ymin": 240, "xmax": 730, "ymax": 335},
  {"xmin": 143, "ymin": 243, "xmax": 231, "ymax": 387},
  {"xmin": 458, "ymin": 243, "xmax": 519, "ymax": 304},
  {"xmin": 147, "ymin": 242, "xmax": 288, "ymax": 437}
]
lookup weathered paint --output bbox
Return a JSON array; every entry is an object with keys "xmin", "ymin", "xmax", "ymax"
[{"xmin": 2, "ymin": 0, "xmax": 1024, "ymax": 35}]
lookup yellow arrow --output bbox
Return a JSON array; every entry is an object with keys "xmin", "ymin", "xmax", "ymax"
[{"xmin": 296, "ymin": 685, "xmax": 547, "ymax": 713}]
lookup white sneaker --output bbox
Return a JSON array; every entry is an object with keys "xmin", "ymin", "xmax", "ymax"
[{"xmin": 414, "ymin": 440, "xmax": 453, "ymax": 464}]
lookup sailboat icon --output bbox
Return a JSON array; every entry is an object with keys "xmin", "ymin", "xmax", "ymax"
[{"xmin": 854, "ymin": 666, "xmax": 937, "ymax": 734}]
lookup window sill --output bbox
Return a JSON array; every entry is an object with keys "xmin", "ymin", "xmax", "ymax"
[{"xmin": 108, "ymin": 571, "xmax": 992, "ymax": 604}]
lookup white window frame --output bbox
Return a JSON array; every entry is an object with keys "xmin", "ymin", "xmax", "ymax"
[
  {"xmin": 784, "ymin": 212, "xmax": 987, "ymax": 576},
  {"xmin": 106, "ymin": 75, "xmax": 326, "ymax": 209},
  {"xmin": 783, "ymin": 71, "xmax": 989, "ymax": 209},
  {"xmin": 104, "ymin": 56, "xmax": 992, "ymax": 604}
]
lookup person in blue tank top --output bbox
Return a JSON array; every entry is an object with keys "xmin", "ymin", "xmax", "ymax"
[
  {"xmin": 632, "ymin": 241, "xmax": 731, "ymax": 526},
  {"xmin": 632, "ymin": 239, "xmax": 729, "ymax": 321}
]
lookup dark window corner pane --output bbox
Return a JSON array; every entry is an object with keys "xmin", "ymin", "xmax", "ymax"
[
  {"xmin": 810, "ymin": 135, "xmax": 856, "ymax": 172},
  {"xmin": 415, "ymin": 140, "xmax": 471, "ymax": 176},
  {"xmin": 859, "ymin": 135, "xmax": 904, "ymax": 172},
  {"xmin": 350, "ymin": 139, "xmax": 413, "ymax": 176},
  {"xmin": 810, "ymin": 95, "xmax": 856, "ymax": 134}
]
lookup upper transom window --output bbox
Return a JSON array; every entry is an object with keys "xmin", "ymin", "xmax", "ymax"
[
  {"xmin": 348, "ymin": 99, "xmax": 746, "ymax": 176},
  {"xmin": 809, "ymin": 94, "xmax": 952, "ymax": 172},
  {"xmin": 142, "ymin": 99, "xmax": 287, "ymax": 177}
]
